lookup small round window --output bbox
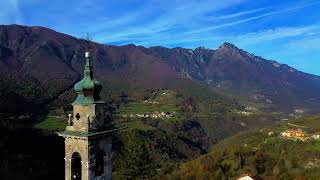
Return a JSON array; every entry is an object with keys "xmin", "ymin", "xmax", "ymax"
[{"xmin": 75, "ymin": 113, "xmax": 80, "ymax": 120}]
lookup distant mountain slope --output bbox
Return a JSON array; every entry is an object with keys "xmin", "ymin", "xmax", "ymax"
[
  {"xmin": 0, "ymin": 25, "xmax": 250, "ymax": 140},
  {"xmin": 147, "ymin": 44, "xmax": 320, "ymax": 113},
  {"xmin": 0, "ymin": 25, "xmax": 189, "ymax": 112},
  {"xmin": 1, "ymin": 24, "xmax": 320, "ymax": 115}
]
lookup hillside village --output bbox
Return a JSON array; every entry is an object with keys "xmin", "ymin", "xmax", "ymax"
[
  {"xmin": 280, "ymin": 128, "xmax": 320, "ymax": 141},
  {"xmin": 118, "ymin": 90, "xmax": 180, "ymax": 121},
  {"xmin": 263, "ymin": 124, "xmax": 320, "ymax": 142},
  {"xmin": 121, "ymin": 111, "xmax": 174, "ymax": 119}
]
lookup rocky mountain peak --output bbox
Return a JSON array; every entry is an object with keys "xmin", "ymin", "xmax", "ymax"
[
  {"xmin": 218, "ymin": 42, "xmax": 239, "ymax": 51},
  {"xmin": 215, "ymin": 42, "xmax": 248, "ymax": 58}
]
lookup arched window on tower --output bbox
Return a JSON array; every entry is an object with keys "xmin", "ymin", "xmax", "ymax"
[
  {"xmin": 94, "ymin": 150, "xmax": 106, "ymax": 176},
  {"xmin": 71, "ymin": 152, "xmax": 82, "ymax": 180},
  {"xmin": 76, "ymin": 113, "xmax": 80, "ymax": 120}
]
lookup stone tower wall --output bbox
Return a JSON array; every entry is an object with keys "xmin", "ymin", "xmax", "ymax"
[
  {"xmin": 64, "ymin": 136, "xmax": 112, "ymax": 180},
  {"xmin": 64, "ymin": 137, "xmax": 90, "ymax": 180},
  {"xmin": 88, "ymin": 137, "xmax": 112, "ymax": 180},
  {"xmin": 72, "ymin": 105, "xmax": 96, "ymax": 131}
]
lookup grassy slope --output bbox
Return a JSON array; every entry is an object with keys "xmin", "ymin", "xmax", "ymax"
[
  {"xmin": 33, "ymin": 116, "xmax": 67, "ymax": 132},
  {"xmin": 167, "ymin": 115, "xmax": 320, "ymax": 180}
]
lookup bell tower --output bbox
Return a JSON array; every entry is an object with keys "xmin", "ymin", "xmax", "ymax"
[{"xmin": 58, "ymin": 50, "xmax": 113, "ymax": 180}]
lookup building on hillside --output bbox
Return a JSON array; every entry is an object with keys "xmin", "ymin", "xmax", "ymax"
[
  {"xmin": 238, "ymin": 176, "xmax": 254, "ymax": 180},
  {"xmin": 312, "ymin": 134, "xmax": 320, "ymax": 140},
  {"xmin": 58, "ymin": 50, "xmax": 116, "ymax": 180},
  {"xmin": 281, "ymin": 129, "xmax": 305, "ymax": 140},
  {"xmin": 237, "ymin": 174, "xmax": 263, "ymax": 180},
  {"xmin": 268, "ymin": 131, "xmax": 274, "ymax": 136}
]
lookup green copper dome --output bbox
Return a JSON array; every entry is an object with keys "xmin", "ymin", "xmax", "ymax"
[{"xmin": 73, "ymin": 52, "xmax": 104, "ymax": 105}]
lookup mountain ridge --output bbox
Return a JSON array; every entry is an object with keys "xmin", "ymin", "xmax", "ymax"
[
  {"xmin": 1, "ymin": 24, "xmax": 314, "ymax": 75},
  {"xmin": 1, "ymin": 24, "xmax": 320, "ymax": 115}
]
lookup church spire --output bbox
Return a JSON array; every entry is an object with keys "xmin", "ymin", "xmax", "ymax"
[
  {"xmin": 58, "ymin": 33, "xmax": 113, "ymax": 180},
  {"xmin": 73, "ymin": 50, "xmax": 103, "ymax": 105}
]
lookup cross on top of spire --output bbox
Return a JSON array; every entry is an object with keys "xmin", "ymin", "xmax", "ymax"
[
  {"xmin": 72, "ymin": 33, "xmax": 104, "ymax": 105},
  {"xmin": 85, "ymin": 32, "xmax": 94, "ymax": 53}
]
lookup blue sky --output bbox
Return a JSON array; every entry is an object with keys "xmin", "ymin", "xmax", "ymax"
[{"xmin": 1, "ymin": 0, "xmax": 320, "ymax": 75}]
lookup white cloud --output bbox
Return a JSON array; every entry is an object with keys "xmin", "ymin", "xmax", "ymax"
[
  {"xmin": 230, "ymin": 25, "xmax": 320, "ymax": 45},
  {"xmin": 206, "ymin": 6, "xmax": 271, "ymax": 21},
  {"xmin": 92, "ymin": 0, "xmax": 248, "ymax": 43},
  {"xmin": 287, "ymin": 38, "xmax": 320, "ymax": 50},
  {"xmin": 185, "ymin": 0, "xmax": 320, "ymax": 35}
]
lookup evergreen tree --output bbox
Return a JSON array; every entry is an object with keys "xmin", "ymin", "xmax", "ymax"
[{"xmin": 117, "ymin": 130, "xmax": 156, "ymax": 180}]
